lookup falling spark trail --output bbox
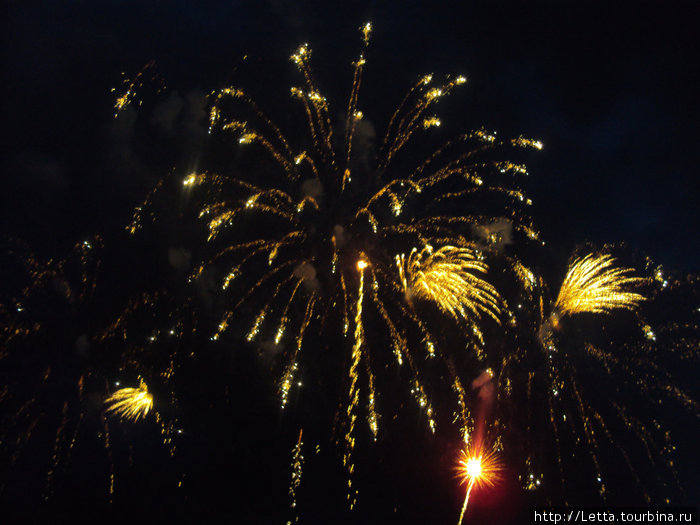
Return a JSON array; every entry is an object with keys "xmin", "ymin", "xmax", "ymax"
[{"xmin": 458, "ymin": 476, "xmax": 476, "ymax": 525}]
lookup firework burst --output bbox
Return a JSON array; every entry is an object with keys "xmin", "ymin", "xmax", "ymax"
[
  {"xmin": 397, "ymin": 245, "xmax": 502, "ymax": 323},
  {"xmin": 539, "ymin": 252, "xmax": 646, "ymax": 346},
  {"xmin": 104, "ymin": 379, "xmax": 154, "ymax": 422},
  {"xmin": 175, "ymin": 21, "xmax": 541, "ymax": 501},
  {"xmin": 554, "ymin": 253, "xmax": 646, "ymax": 317},
  {"xmin": 456, "ymin": 444, "xmax": 501, "ymax": 525}
]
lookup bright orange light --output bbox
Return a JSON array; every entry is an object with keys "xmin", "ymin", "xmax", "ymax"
[
  {"xmin": 456, "ymin": 445, "xmax": 502, "ymax": 525},
  {"xmin": 356, "ymin": 260, "xmax": 368, "ymax": 270},
  {"xmin": 465, "ymin": 457, "xmax": 482, "ymax": 479},
  {"xmin": 457, "ymin": 447, "xmax": 500, "ymax": 488}
]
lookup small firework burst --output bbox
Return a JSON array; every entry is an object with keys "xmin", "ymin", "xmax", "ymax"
[{"xmin": 104, "ymin": 379, "xmax": 153, "ymax": 422}]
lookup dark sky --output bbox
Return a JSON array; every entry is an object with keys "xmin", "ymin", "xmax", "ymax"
[{"xmin": 2, "ymin": 1, "xmax": 699, "ymax": 271}]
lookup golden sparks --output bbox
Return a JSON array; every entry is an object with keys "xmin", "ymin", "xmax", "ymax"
[
  {"xmin": 188, "ymin": 22, "xmax": 540, "ymax": 506},
  {"xmin": 111, "ymin": 60, "xmax": 165, "ymax": 118},
  {"xmin": 2, "ymin": 20, "xmax": 698, "ymax": 516},
  {"xmin": 287, "ymin": 429, "xmax": 304, "ymax": 523},
  {"xmin": 397, "ymin": 245, "xmax": 502, "ymax": 323},
  {"xmin": 554, "ymin": 253, "xmax": 645, "ymax": 316},
  {"xmin": 104, "ymin": 380, "xmax": 154, "ymax": 422}
]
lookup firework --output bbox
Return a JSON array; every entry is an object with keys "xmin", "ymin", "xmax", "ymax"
[
  {"xmin": 456, "ymin": 444, "xmax": 501, "ymax": 525},
  {"xmin": 181, "ymin": 23, "xmax": 541, "ymax": 502},
  {"xmin": 553, "ymin": 253, "xmax": 645, "ymax": 317},
  {"xmin": 111, "ymin": 60, "xmax": 165, "ymax": 118},
  {"xmin": 4, "ymin": 20, "xmax": 696, "ymax": 520},
  {"xmin": 104, "ymin": 379, "xmax": 153, "ymax": 422},
  {"xmin": 539, "ymin": 252, "xmax": 646, "ymax": 348},
  {"xmin": 397, "ymin": 245, "xmax": 502, "ymax": 323},
  {"xmin": 287, "ymin": 429, "xmax": 304, "ymax": 523},
  {"xmin": 505, "ymin": 251, "xmax": 699, "ymax": 505}
]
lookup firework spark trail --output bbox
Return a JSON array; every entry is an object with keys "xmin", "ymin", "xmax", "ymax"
[
  {"xmin": 44, "ymin": 401, "xmax": 69, "ymax": 501},
  {"xmin": 280, "ymin": 294, "xmax": 317, "ymax": 408},
  {"xmin": 343, "ymin": 22, "xmax": 372, "ymax": 175},
  {"xmin": 343, "ymin": 259, "xmax": 368, "ymax": 508},
  {"xmin": 458, "ymin": 476, "xmax": 476, "ymax": 525},
  {"xmin": 287, "ymin": 429, "xmax": 305, "ymax": 524},
  {"xmin": 112, "ymin": 60, "xmax": 165, "ymax": 118}
]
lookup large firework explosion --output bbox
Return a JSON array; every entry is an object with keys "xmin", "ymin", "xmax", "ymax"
[
  {"xmin": 1, "ymin": 22, "xmax": 698, "ymax": 522},
  {"xmin": 178, "ymin": 22, "xmax": 547, "ymax": 502}
]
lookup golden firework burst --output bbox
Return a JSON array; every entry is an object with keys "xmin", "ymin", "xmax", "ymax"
[
  {"xmin": 104, "ymin": 380, "xmax": 154, "ymax": 422},
  {"xmin": 554, "ymin": 253, "xmax": 645, "ymax": 317},
  {"xmin": 397, "ymin": 245, "xmax": 502, "ymax": 323}
]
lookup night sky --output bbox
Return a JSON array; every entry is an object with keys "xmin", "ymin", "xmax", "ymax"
[{"xmin": 1, "ymin": 1, "xmax": 699, "ymax": 523}]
